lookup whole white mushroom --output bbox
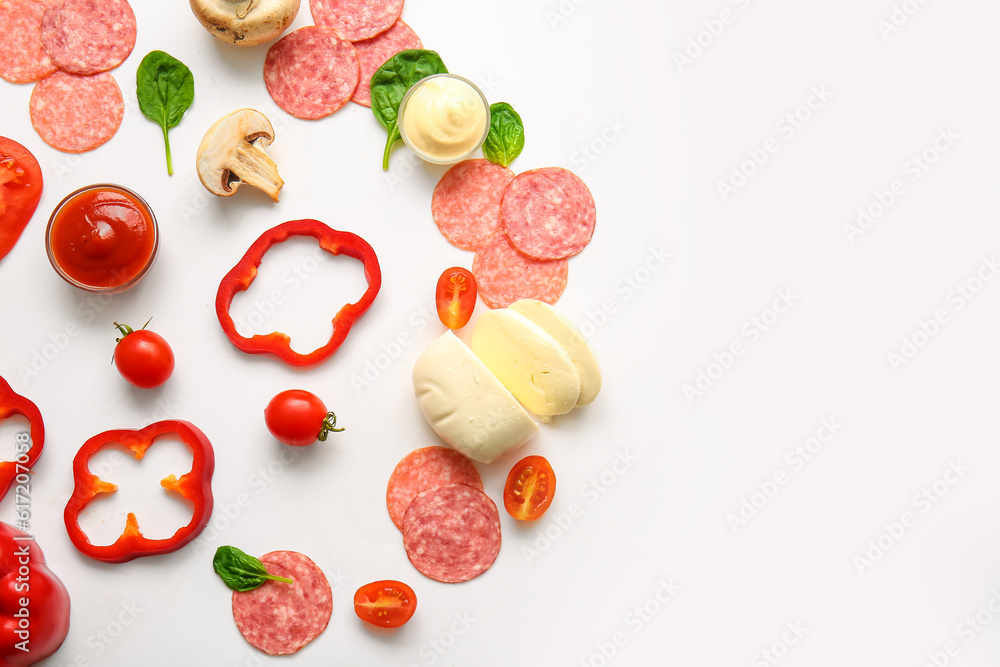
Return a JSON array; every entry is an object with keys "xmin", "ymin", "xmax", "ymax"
[{"xmin": 189, "ymin": 0, "xmax": 300, "ymax": 46}]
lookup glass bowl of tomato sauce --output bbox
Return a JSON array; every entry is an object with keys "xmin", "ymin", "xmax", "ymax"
[{"xmin": 45, "ymin": 184, "xmax": 158, "ymax": 293}]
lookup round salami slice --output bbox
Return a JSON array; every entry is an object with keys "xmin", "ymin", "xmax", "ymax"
[
  {"xmin": 351, "ymin": 20, "xmax": 422, "ymax": 107},
  {"xmin": 264, "ymin": 25, "xmax": 360, "ymax": 120},
  {"xmin": 501, "ymin": 167, "xmax": 597, "ymax": 260},
  {"xmin": 402, "ymin": 483, "xmax": 501, "ymax": 536},
  {"xmin": 386, "ymin": 446, "xmax": 483, "ymax": 531},
  {"xmin": 232, "ymin": 551, "xmax": 333, "ymax": 656},
  {"xmin": 39, "ymin": 0, "xmax": 137, "ymax": 75},
  {"xmin": 403, "ymin": 499, "xmax": 501, "ymax": 583},
  {"xmin": 310, "ymin": 0, "xmax": 403, "ymax": 41},
  {"xmin": 472, "ymin": 233, "xmax": 568, "ymax": 309},
  {"xmin": 29, "ymin": 71, "xmax": 124, "ymax": 153},
  {"xmin": 432, "ymin": 159, "xmax": 515, "ymax": 251},
  {"xmin": 0, "ymin": 0, "xmax": 57, "ymax": 84}
]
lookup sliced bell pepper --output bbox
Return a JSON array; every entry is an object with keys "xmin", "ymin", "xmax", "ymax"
[
  {"xmin": 0, "ymin": 521, "xmax": 71, "ymax": 666},
  {"xmin": 63, "ymin": 420, "xmax": 215, "ymax": 563},
  {"xmin": 215, "ymin": 219, "xmax": 381, "ymax": 366},
  {"xmin": 0, "ymin": 375, "xmax": 44, "ymax": 503},
  {"xmin": 0, "ymin": 136, "xmax": 44, "ymax": 263}
]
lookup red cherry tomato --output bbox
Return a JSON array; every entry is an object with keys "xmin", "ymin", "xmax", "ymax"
[
  {"xmin": 503, "ymin": 455, "xmax": 556, "ymax": 521},
  {"xmin": 264, "ymin": 389, "xmax": 344, "ymax": 447},
  {"xmin": 353, "ymin": 580, "xmax": 417, "ymax": 628},
  {"xmin": 0, "ymin": 136, "xmax": 44, "ymax": 263},
  {"xmin": 113, "ymin": 321, "xmax": 174, "ymax": 388},
  {"xmin": 435, "ymin": 267, "xmax": 477, "ymax": 329}
]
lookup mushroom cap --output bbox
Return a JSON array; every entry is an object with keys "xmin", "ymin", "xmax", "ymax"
[
  {"xmin": 196, "ymin": 108, "xmax": 280, "ymax": 198},
  {"xmin": 190, "ymin": 0, "xmax": 300, "ymax": 46}
]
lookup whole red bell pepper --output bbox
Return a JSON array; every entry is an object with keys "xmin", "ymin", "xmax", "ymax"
[
  {"xmin": 215, "ymin": 219, "xmax": 381, "ymax": 366},
  {"xmin": 0, "ymin": 376, "xmax": 44, "ymax": 503},
  {"xmin": 63, "ymin": 420, "xmax": 215, "ymax": 563},
  {"xmin": 0, "ymin": 521, "xmax": 71, "ymax": 666}
]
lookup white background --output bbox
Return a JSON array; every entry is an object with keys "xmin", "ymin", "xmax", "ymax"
[{"xmin": 2, "ymin": 0, "xmax": 1000, "ymax": 665}]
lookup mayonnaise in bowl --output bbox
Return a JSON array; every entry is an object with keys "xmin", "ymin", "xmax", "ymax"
[{"xmin": 399, "ymin": 74, "xmax": 490, "ymax": 165}]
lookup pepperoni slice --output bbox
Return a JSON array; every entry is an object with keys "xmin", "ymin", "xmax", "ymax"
[
  {"xmin": 402, "ymin": 483, "xmax": 500, "ymax": 536},
  {"xmin": 39, "ymin": 0, "xmax": 137, "ymax": 76},
  {"xmin": 264, "ymin": 25, "xmax": 360, "ymax": 120},
  {"xmin": 232, "ymin": 551, "xmax": 332, "ymax": 656},
  {"xmin": 386, "ymin": 446, "xmax": 482, "ymax": 531},
  {"xmin": 501, "ymin": 167, "xmax": 597, "ymax": 260},
  {"xmin": 402, "ymin": 494, "xmax": 501, "ymax": 584},
  {"xmin": 29, "ymin": 71, "xmax": 124, "ymax": 153},
  {"xmin": 0, "ymin": 0, "xmax": 57, "ymax": 84},
  {"xmin": 472, "ymin": 233, "xmax": 568, "ymax": 309},
  {"xmin": 432, "ymin": 159, "xmax": 515, "ymax": 251},
  {"xmin": 310, "ymin": 0, "xmax": 404, "ymax": 41},
  {"xmin": 351, "ymin": 20, "xmax": 422, "ymax": 107}
]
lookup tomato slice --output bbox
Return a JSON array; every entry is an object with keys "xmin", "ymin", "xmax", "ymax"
[
  {"xmin": 435, "ymin": 266, "xmax": 477, "ymax": 329},
  {"xmin": 503, "ymin": 455, "xmax": 556, "ymax": 521},
  {"xmin": 0, "ymin": 136, "xmax": 44, "ymax": 263},
  {"xmin": 353, "ymin": 580, "xmax": 417, "ymax": 628}
]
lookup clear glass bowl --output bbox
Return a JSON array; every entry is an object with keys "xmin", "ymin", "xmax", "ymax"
[{"xmin": 398, "ymin": 74, "xmax": 491, "ymax": 165}]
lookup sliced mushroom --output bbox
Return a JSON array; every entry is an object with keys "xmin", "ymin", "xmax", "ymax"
[
  {"xmin": 189, "ymin": 0, "xmax": 300, "ymax": 46},
  {"xmin": 196, "ymin": 109, "xmax": 284, "ymax": 202}
]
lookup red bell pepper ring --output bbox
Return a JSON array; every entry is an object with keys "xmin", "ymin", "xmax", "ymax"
[
  {"xmin": 0, "ymin": 521, "xmax": 71, "ymax": 666},
  {"xmin": 63, "ymin": 420, "xmax": 215, "ymax": 563},
  {"xmin": 0, "ymin": 375, "xmax": 44, "ymax": 503},
  {"xmin": 215, "ymin": 219, "xmax": 381, "ymax": 366}
]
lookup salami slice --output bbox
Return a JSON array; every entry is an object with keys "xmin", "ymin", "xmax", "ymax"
[
  {"xmin": 386, "ymin": 446, "xmax": 483, "ymax": 531},
  {"xmin": 0, "ymin": 0, "xmax": 57, "ymax": 84},
  {"xmin": 232, "ymin": 551, "xmax": 333, "ymax": 656},
  {"xmin": 29, "ymin": 71, "xmax": 124, "ymax": 153},
  {"xmin": 351, "ymin": 20, "xmax": 422, "ymax": 107},
  {"xmin": 473, "ymin": 233, "xmax": 568, "ymax": 309},
  {"xmin": 402, "ymin": 483, "xmax": 501, "ymax": 536},
  {"xmin": 432, "ymin": 159, "xmax": 515, "ymax": 251},
  {"xmin": 264, "ymin": 26, "xmax": 360, "ymax": 120},
  {"xmin": 39, "ymin": 0, "xmax": 137, "ymax": 75},
  {"xmin": 501, "ymin": 167, "xmax": 597, "ymax": 260},
  {"xmin": 311, "ymin": 0, "xmax": 404, "ymax": 41},
  {"xmin": 403, "ymin": 500, "xmax": 501, "ymax": 583}
]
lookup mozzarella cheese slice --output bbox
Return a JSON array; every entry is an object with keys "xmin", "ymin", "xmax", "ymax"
[
  {"xmin": 470, "ymin": 309, "xmax": 581, "ymax": 417},
  {"xmin": 412, "ymin": 331, "xmax": 539, "ymax": 464},
  {"xmin": 509, "ymin": 299, "xmax": 602, "ymax": 406}
]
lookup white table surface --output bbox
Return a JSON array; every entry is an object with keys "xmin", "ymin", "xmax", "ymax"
[{"xmin": 3, "ymin": 0, "xmax": 1000, "ymax": 665}]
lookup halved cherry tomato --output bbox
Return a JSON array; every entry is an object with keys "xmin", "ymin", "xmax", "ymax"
[
  {"xmin": 264, "ymin": 389, "xmax": 344, "ymax": 447},
  {"xmin": 353, "ymin": 580, "xmax": 417, "ymax": 628},
  {"xmin": 0, "ymin": 136, "xmax": 44, "ymax": 262},
  {"xmin": 113, "ymin": 321, "xmax": 175, "ymax": 388},
  {"xmin": 503, "ymin": 455, "xmax": 556, "ymax": 521},
  {"xmin": 435, "ymin": 266, "xmax": 477, "ymax": 329}
]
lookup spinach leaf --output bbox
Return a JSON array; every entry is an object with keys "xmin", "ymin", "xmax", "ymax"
[
  {"xmin": 483, "ymin": 102, "xmax": 525, "ymax": 168},
  {"xmin": 213, "ymin": 546, "xmax": 294, "ymax": 592},
  {"xmin": 136, "ymin": 51, "xmax": 195, "ymax": 176},
  {"xmin": 370, "ymin": 49, "xmax": 448, "ymax": 170}
]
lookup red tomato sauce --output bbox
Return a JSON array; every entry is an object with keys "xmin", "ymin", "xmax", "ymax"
[{"xmin": 47, "ymin": 185, "xmax": 157, "ymax": 290}]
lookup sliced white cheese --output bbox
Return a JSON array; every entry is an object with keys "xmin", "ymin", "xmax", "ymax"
[
  {"xmin": 470, "ymin": 309, "xmax": 582, "ymax": 417},
  {"xmin": 412, "ymin": 331, "xmax": 539, "ymax": 464},
  {"xmin": 509, "ymin": 299, "xmax": 602, "ymax": 406}
]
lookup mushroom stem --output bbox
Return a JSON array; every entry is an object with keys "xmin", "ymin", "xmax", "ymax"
[{"xmin": 231, "ymin": 139, "xmax": 283, "ymax": 202}]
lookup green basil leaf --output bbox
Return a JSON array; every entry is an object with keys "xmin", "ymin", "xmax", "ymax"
[
  {"xmin": 212, "ymin": 546, "xmax": 294, "ymax": 592},
  {"xmin": 370, "ymin": 49, "xmax": 448, "ymax": 170},
  {"xmin": 483, "ymin": 102, "xmax": 525, "ymax": 168},
  {"xmin": 136, "ymin": 50, "xmax": 195, "ymax": 176}
]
